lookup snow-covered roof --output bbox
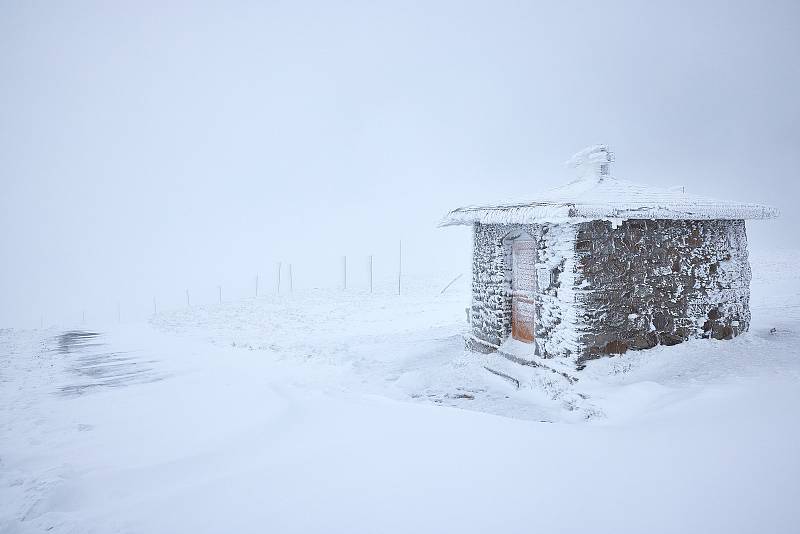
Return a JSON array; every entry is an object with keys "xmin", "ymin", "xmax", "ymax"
[{"xmin": 440, "ymin": 145, "xmax": 778, "ymax": 226}]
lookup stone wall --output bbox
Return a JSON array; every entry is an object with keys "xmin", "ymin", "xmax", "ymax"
[
  {"xmin": 574, "ymin": 219, "xmax": 751, "ymax": 365},
  {"xmin": 468, "ymin": 223, "xmax": 580, "ymax": 358},
  {"xmin": 533, "ymin": 224, "xmax": 580, "ymax": 359},
  {"xmin": 468, "ymin": 223, "xmax": 513, "ymax": 351}
]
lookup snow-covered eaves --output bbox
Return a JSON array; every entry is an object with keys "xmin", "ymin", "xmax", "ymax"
[{"xmin": 439, "ymin": 176, "xmax": 779, "ymax": 226}]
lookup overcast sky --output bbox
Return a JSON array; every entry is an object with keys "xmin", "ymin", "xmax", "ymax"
[{"xmin": 2, "ymin": 0, "xmax": 798, "ymax": 328}]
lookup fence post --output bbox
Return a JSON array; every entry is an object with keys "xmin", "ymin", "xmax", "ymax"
[
  {"xmin": 218, "ymin": 285, "xmax": 222, "ymax": 304},
  {"xmin": 342, "ymin": 256, "xmax": 347, "ymax": 290},
  {"xmin": 277, "ymin": 262, "xmax": 282, "ymax": 294},
  {"xmin": 153, "ymin": 297, "xmax": 157, "ymax": 315},
  {"xmin": 369, "ymin": 255, "xmax": 373, "ymax": 294},
  {"xmin": 289, "ymin": 264, "xmax": 293, "ymax": 293},
  {"xmin": 186, "ymin": 289, "xmax": 190, "ymax": 307},
  {"xmin": 255, "ymin": 274, "xmax": 259, "ymax": 298}
]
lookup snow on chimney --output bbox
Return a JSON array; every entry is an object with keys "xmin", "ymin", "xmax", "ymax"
[{"xmin": 566, "ymin": 145, "xmax": 615, "ymax": 181}]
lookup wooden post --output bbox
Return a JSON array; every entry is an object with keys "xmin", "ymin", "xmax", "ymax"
[
  {"xmin": 153, "ymin": 297, "xmax": 157, "ymax": 315},
  {"xmin": 277, "ymin": 262, "xmax": 282, "ymax": 294},
  {"xmin": 289, "ymin": 264, "xmax": 293, "ymax": 293},
  {"xmin": 218, "ymin": 285, "xmax": 222, "ymax": 304},
  {"xmin": 82, "ymin": 310, "xmax": 85, "ymax": 323},
  {"xmin": 369, "ymin": 255, "xmax": 373, "ymax": 294},
  {"xmin": 186, "ymin": 289, "xmax": 190, "ymax": 307}
]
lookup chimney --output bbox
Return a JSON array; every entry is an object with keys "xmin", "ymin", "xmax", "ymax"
[{"xmin": 566, "ymin": 145, "xmax": 615, "ymax": 181}]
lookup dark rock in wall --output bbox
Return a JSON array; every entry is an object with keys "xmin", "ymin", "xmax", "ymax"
[{"xmin": 575, "ymin": 219, "xmax": 750, "ymax": 363}]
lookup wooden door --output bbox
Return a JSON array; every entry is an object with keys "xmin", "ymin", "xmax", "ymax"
[{"xmin": 511, "ymin": 239, "xmax": 536, "ymax": 343}]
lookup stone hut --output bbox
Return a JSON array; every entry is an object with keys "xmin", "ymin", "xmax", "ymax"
[{"xmin": 440, "ymin": 145, "xmax": 777, "ymax": 366}]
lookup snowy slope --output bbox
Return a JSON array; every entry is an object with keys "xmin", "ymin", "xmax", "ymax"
[{"xmin": 1, "ymin": 252, "xmax": 799, "ymax": 533}]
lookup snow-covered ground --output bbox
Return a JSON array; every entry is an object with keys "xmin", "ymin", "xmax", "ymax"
[{"xmin": 1, "ymin": 250, "xmax": 799, "ymax": 533}]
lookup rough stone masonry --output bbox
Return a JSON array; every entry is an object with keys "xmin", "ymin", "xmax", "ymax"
[
  {"xmin": 468, "ymin": 219, "xmax": 750, "ymax": 365},
  {"xmin": 574, "ymin": 218, "xmax": 750, "ymax": 364}
]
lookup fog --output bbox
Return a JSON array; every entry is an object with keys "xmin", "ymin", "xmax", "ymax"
[{"xmin": 1, "ymin": 0, "xmax": 798, "ymax": 328}]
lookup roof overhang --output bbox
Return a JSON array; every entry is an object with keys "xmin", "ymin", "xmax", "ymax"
[{"xmin": 439, "ymin": 201, "xmax": 779, "ymax": 227}]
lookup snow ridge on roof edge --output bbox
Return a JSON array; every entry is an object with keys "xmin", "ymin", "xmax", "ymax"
[{"xmin": 439, "ymin": 201, "xmax": 779, "ymax": 227}]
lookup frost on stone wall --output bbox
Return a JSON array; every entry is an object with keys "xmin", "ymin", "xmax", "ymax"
[
  {"xmin": 574, "ymin": 219, "xmax": 751, "ymax": 364},
  {"xmin": 468, "ymin": 218, "xmax": 753, "ymax": 367},
  {"xmin": 534, "ymin": 223, "xmax": 580, "ymax": 359},
  {"xmin": 687, "ymin": 220, "xmax": 751, "ymax": 339},
  {"xmin": 469, "ymin": 222, "xmax": 581, "ymax": 360},
  {"xmin": 469, "ymin": 224, "xmax": 513, "ymax": 350}
]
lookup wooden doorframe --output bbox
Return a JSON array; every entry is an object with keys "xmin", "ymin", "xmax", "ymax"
[{"xmin": 507, "ymin": 234, "xmax": 537, "ymax": 344}]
